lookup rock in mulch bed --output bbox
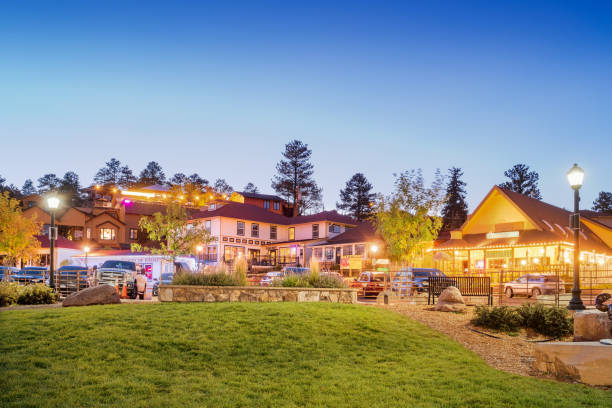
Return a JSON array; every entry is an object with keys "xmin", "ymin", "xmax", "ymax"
[{"xmin": 379, "ymin": 304, "xmax": 571, "ymax": 377}]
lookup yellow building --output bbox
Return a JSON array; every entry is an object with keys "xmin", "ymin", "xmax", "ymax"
[{"xmin": 435, "ymin": 186, "xmax": 612, "ymax": 273}]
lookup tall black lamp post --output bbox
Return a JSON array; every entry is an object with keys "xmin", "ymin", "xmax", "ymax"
[
  {"xmin": 567, "ymin": 164, "xmax": 586, "ymax": 310},
  {"xmin": 46, "ymin": 195, "xmax": 60, "ymax": 289}
]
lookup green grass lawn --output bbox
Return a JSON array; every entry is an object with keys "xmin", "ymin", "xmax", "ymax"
[{"xmin": 1, "ymin": 303, "xmax": 610, "ymax": 408}]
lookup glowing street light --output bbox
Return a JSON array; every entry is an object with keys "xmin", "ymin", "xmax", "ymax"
[
  {"xmin": 46, "ymin": 195, "xmax": 60, "ymax": 289},
  {"xmin": 567, "ymin": 163, "xmax": 586, "ymax": 310},
  {"xmin": 84, "ymin": 246, "xmax": 90, "ymax": 269}
]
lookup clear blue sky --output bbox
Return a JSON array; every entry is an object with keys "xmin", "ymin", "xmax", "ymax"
[{"xmin": 1, "ymin": 1, "xmax": 611, "ymax": 212}]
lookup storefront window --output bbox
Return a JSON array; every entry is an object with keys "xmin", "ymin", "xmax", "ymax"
[
  {"xmin": 343, "ymin": 245, "xmax": 353, "ymax": 256},
  {"xmin": 325, "ymin": 247, "xmax": 334, "ymax": 260}
]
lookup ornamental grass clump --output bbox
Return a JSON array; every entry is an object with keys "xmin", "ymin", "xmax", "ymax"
[
  {"xmin": 172, "ymin": 264, "xmax": 242, "ymax": 286},
  {"xmin": 273, "ymin": 269, "xmax": 347, "ymax": 289},
  {"xmin": 232, "ymin": 256, "xmax": 248, "ymax": 286}
]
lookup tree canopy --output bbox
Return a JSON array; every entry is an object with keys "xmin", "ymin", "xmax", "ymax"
[
  {"xmin": 21, "ymin": 179, "xmax": 37, "ymax": 196},
  {"xmin": 243, "ymin": 183, "xmax": 259, "ymax": 194},
  {"xmin": 0, "ymin": 191, "xmax": 41, "ymax": 267},
  {"xmin": 271, "ymin": 140, "xmax": 322, "ymax": 214},
  {"xmin": 94, "ymin": 158, "xmax": 136, "ymax": 188},
  {"xmin": 37, "ymin": 174, "xmax": 62, "ymax": 194},
  {"xmin": 138, "ymin": 161, "xmax": 166, "ymax": 186},
  {"xmin": 441, "ymin": 167, "xmax": 468, "ymax": 231},
  {"xmin": 498, "ymin": 164, "xmax": 542, "ymax": 200},
  {"xmin": 592, "ymin": 191, "xmax": 612, "ymax": 214},
  {"xmin": 336, "ymin": 173, "xmax": 375, "ymax": 221},
  {"xmin": 214, "ymin": 179, "xmax": 233, "ymax": 195},
  {"xmin": 375, "ymin": 169, "xmax": 445, "ymax": 265}
]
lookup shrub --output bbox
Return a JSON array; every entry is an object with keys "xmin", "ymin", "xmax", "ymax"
[
  {"xmin": 0, "ymin": 282, "xmax": 20, "ymax": 307},
  {"xmin": 472, "ymin": 306, "xmax": 523, "ymax": 333},
  {"xmin": 17, "ymin": 284, "xmax": 57, "ymax": 305},
  {"xmin": 473, "ymin": 304, "xmax": 574, "ymax": 338},
  {"xmin": 517, "ymin": 303, "xmax": 573, "ymax": 338},
  {"xmin": 172, "ymin": 265, "xmax": 242, "ymax": 286},
  {"xmin": 272, "ymin": 271, "xmax": 347, "ymax": 289}
]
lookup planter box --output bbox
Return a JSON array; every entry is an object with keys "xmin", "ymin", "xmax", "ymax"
[{"xmin": 159, "ymin": 285, "xmax": 358, "ymax": 304}]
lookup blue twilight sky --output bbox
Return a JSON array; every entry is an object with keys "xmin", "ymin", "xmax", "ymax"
[{"xmin": 1, "ymin": 1, "xmax": 611, "ymax": 212}]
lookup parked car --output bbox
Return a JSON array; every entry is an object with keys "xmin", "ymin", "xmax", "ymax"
[
  {"xmin": 12, "ymin": 266, "xmax": 49, "ymax": 284},
  {"xmin": 350, "ymin": 271, "xmax": 387, "ymax": 297},
  {"xmin": 152, "ymin": 272, "xmax": 174, "ymax": 297},
  {"xmin": 260, "ymin": 271, "xmax": 283, "ymax": 286},
  {"xmin": 504, "ymin": 274, "xmax": 565, "ymax": 298},
  {"xmin": 391, "ymin": 268, "xmax": 447, "ymax": 294},
  {"xmin": 97, "ymin": 260, "xmax": 137, "ymax": 297}
]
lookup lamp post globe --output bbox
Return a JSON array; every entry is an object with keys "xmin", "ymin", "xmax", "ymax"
[
  {"xmin": 567, "ymin": 164, "xmax": 586, "ymax": 310},
  {"xmin": 46, "ymin": 195, "xmax": 61, "ymax": 290}
]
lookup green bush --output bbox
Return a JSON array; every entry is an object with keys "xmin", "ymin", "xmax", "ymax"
[
  {"xmin": 0, "ymin": 282, "xmax": 20, "ymax": 307},
  {"xmin": 172, "ymin": 271, "xmax": 242, "ymax": 286},
  {"xmin": 273, "ymin": 272, "xmax": 347, "ymax": 289},
  {"xmin": 472, "ymin": 304, "xmax": 573, "ymax": 338},
  {"xmin": 17, "ymin": 284, "xmax": 57, "ymax": 305}
]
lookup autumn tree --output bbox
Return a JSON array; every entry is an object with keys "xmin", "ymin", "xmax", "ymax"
[
  {"xmin": 336, "ymin": 173, "xmax": 375, "ymax": 221},
  {"xmin": 138, "ymin": 161, "xmax": 166, "ymax": 186},
  {"xmin": 498, "ymin": 164, "xmax": 542, "ymax": 200},
  {"xmin": 593, "ymin": 191, "xmax": 612, "ymax": 214},
  {"xmin": 131, "ymin": 202, "xmax": 215, "ymax": 267},
  {"xmin": 0, "ymin": 192, "xmax": 41, "ymax": 269},
  {"xmin": 271, "ymin": 140, "xmax": 322, "ymax": 214},
  {"xmin": 441, "ymin": 167, "xmax": 468, "ymax": 231},
  {"xmin": 375, "ymin": 169, "xmax": 445, "ymax": 265}
]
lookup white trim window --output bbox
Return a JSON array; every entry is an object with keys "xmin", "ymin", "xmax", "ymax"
[
  {"xmin": 100, "ymin": 228, "xmax": 116, "ymax": 241},
  {"xmin": 237, "ymin": 221, "xmax": 245, "ymax": 236},
  {"xmin": 270, "ymin": 225, "xmax": 277, "ymax": 240},
  {"xmin": 251, "ymin": 223, "xmax": 259, "ymax": 238},
  {"xmin": 312, "ymin": 224, "xmax": 319, "ymax": 239}
]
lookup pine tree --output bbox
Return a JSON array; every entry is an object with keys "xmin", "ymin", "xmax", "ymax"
[
  {"xmin": 21, "ymin": 179, "xmax": 37, "ymax": 196},
  {"xmin": 138, "ymin": 161, "xmax": 166, "ymax": 186},
  {"xmin": 37, "ymin": 174, "xmax": 62, "ymax": 193},
  {"xmin": 498, "ymin": 164, "xmax": 542, "ymax": 200},
  {"xmin": 213, "ymin": 179, "xmax": 233, "ymax": 195},
  {"xmin": 187, "ymin": 174, "xmax": 208, "ymax": 189},
  {"xmin": 59, "ymin": 171, "xmax": 83, "ymax": 206},
  {"xmin": 271, "ymin": 140, "xmax": 322, "ymax": 214},
  {"xmin": 336, "ymin": 173, "xmax": 375, "ymax": 221},
  {"xmin": 94, "ymin": 158, "xmax": 136, "ymax": 188},
  {"xmin": 441, "ymin": 167, "xmax": 468, "ymax": 231},
  {"xmin": 243, "ymin": 183, "xmax": 258, "ymax": 193},
  {"xmin": 593, "ymin": 191, "xmax": 612, "ymax": 214},
  {"xmin": 169, "ymin": 173, "xmax": 188, "ymax": 186}
]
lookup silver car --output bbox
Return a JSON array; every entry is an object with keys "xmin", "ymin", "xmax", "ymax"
[{"xmin": 504, "ymin": 274, "xmax": 565, "ymax": 298}]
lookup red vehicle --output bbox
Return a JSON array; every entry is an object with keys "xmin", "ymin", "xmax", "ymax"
[{"xmin": 350, "ymin": 271, "xmax": 387, "ymax": 297}]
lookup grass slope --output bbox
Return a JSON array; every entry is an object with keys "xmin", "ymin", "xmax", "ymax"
[{"xmin": 0, "ymin": 303, "xmax": 610, "ymax": 407}]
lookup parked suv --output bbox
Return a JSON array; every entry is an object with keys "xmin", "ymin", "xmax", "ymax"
[
  {"xmin": 97, "ymin": 260, "xmax": 137, "ymax": 297},
  {"xmin": 504, "ymin": 274, "xmax": 565, "ymax": 298},
  {"xmin": 350, "ymin": 271, "xmax": 387, "ymax": 297},
  {"xmin": 391, "ymin": 268, "xmax": 447, "ymax": 294}
]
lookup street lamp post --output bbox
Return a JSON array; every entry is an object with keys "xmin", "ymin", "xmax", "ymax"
[
  {"xmin": 196, "ymin": 245, "xmax": 203, "ymax": 270},
  {"xmin": 46, "ymin": 195, "xmax": 60, "ymax": 289},
  {"xmin": 567, "ymin": 164, "xmax": 586, "ymax": 310},
  {"xmin": 84, "ymin": 246, "xmax": 90, "ymax": 269}
]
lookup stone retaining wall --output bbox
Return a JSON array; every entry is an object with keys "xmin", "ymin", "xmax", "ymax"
[{"xmin": 159, "ymin": 285, "xmax": 358, "ymax": 304}]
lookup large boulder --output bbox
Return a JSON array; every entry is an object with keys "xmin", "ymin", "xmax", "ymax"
[
  {"xmin": 574, "ymin": 309, "xmax": 612, "ymax": 341},
  {"xmin": 62, "ymin": 284, "xmax": 121, "ymax": 307},
  {"xmin": 434, "ymin": 286, "xmax": 466, "ymax": 312}
]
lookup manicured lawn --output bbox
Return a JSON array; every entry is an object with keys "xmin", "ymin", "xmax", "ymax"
[{"xmin": 0, "ymin": 303, "xmax": 609, "ymax": 407}]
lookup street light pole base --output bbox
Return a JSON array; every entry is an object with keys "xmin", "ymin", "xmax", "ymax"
[{"xmin": 567, "ymin": 289, "xmax": 586, "ymax": 310}]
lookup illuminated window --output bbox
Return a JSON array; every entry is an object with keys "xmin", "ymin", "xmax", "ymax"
[
  {"xmin": 205, "ymin": 220, "xmax": 211, "ymax": 232},
  {"xmin": 237, "ymin": 221, "xmax": 245, "ymax": 236},
  {"xmin": 289, "ymin": 227, "xmax": 295, "ymax": 241},
  {"xmin": 251, "ymin": 223, "xmax": 259, "ymax": 238},
  {"xmin": 100, "ymin": 228, "xmax": 116, "ymax": 241},
  {"xmin": 270, "ymin": 225, "xmax": 277, "ymax": 240},
  {"xmin": 312, "ymin": 224, "xmax": 319, "ymax": 239},
  {"xmin": 86, "ymin": 227, "xmax": 91, "ymax": 240},
  {"xmin": 129, "ymin": 228, "xmax": 138, "ymax": 240}
]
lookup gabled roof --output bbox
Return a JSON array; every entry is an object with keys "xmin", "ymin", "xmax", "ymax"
[
  {"xmin": 292, "ymin": 211, "xmax": 357, "ymax": 225},
  {"xmin": 36, "ymin": 235, "xmax": 83, "ymax": 250},
  {"xmin": 311, "ymin": 222, "xmax": 382, "ymax": 246}
]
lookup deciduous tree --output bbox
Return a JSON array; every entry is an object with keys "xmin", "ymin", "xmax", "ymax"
[
  {"xmin": 271, "ymin": 140, "xmax": 322, "ymax": 214},
  {"xmin": 498, "ymin": 164, "xmax": 542, "ymax": 200},
  {"xmin": 375, "ymin": 169, "xmax": 445, "ymax": 265},
  {"xmin": 593, "ymin": 191, "xmax": 612, "ymax": 214},
  {"xmin": 441, "ymin": 167, "xmax": 468, "ymax": 231},
  {"xmin": 214, "ymin": 179, "xmax": 233, "ymax": 195},
  {"xmin": 0, "ymin": 192, "xmax": 41, "ymax": 268},
  {"xmin": 336, "ymin": 173, "xmax": 375, "ymax": 221}
]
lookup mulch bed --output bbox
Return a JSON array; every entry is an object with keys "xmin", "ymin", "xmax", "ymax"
[{"xmin": 379, "ymin": 303, "xmax": 572, "ymax": 377}]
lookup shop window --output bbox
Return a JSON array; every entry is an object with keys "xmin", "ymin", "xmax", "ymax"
[
  {"xmin": 237, "ymin": 221, "xmax": 245, "ymax": 236},
  {"xmin": 355, "ymin": 244, "xmax": 365, "ymax": 255},
  {"xmin": 289, "ymin": 227, "xmax": 295, "ymax": 241},
  {"xmin": 325, "ymin": 248, "xmax": 334, "ymax": 260},
  {"xmin": 312, "ymin": 224, "xmax": 319, "ymax": 239},
  {"xmin": 270, "ymin": 225, "xmax": 277, "ymax": 240},
  {"xmin": 129, "ymin": 228, "xmax": 138, "ymax": 240},
  {"xmin": 251, "ymin": 223, "xmax": 259, "ymax": 238},
  {"xmin": 100, "ymin": 228, "xmax": 116, "ymax": 241},
  {"xmin": 343, "ymin": 245, "xmax": 353, "ymax": 256},
  {"xmin": 314, "ymin": 248, "xmax": 323, "ymax": 259}
]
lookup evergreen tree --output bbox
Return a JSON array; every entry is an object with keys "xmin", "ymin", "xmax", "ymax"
[
  {"xmin": 94, "ymin": 158, "xmax": 136, "ymax": 188},
  {"xmin": 37, "ymin": 174, "xmax": 62, "ymax": 193},
  {"xmin": 593, "ymin": 191, "xmax": 612, "ymax": 214},
  {"xmin": 441, "ymin": 167, "xmax": 468, "ymax": 231},
  {"xmin": 498, "ymin": 164, "xmax": 542, "ymax": 200},
  {"xmin": 271, "ymin": 140, "xmax": 322, "ymax": 214},
  {"xmin": 138, "ymin": 161, "xmax": 166, "ymax": 186},
  {"xmin": 21, "ymin": 179, "xmax": 37, "ymax": 196},
  {"xmin": 169, "ymin": 173, "xmax": 188, "ymax": 186},
  {"xmin": 243, "ymin": 182, "xmax": 259, "ymax": 194},
  {"xmin": 59, "ymin": 171, "xmax": 83, "ymax": 206},
  {"xmin": 213, "ymin": 179, "xmax": 233, "ymax": 195},
  {"xmin": 187, "ymin": 174, "xmax": 208, "ymax": 189},
  {"xmin": 336, "ymin": 173, "xmax": 375, "ymax": 221}
]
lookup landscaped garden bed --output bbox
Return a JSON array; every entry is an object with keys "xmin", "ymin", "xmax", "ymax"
[{"xmin": 2, "ymin": 303, "xmax": 610, "ymax": 407}]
